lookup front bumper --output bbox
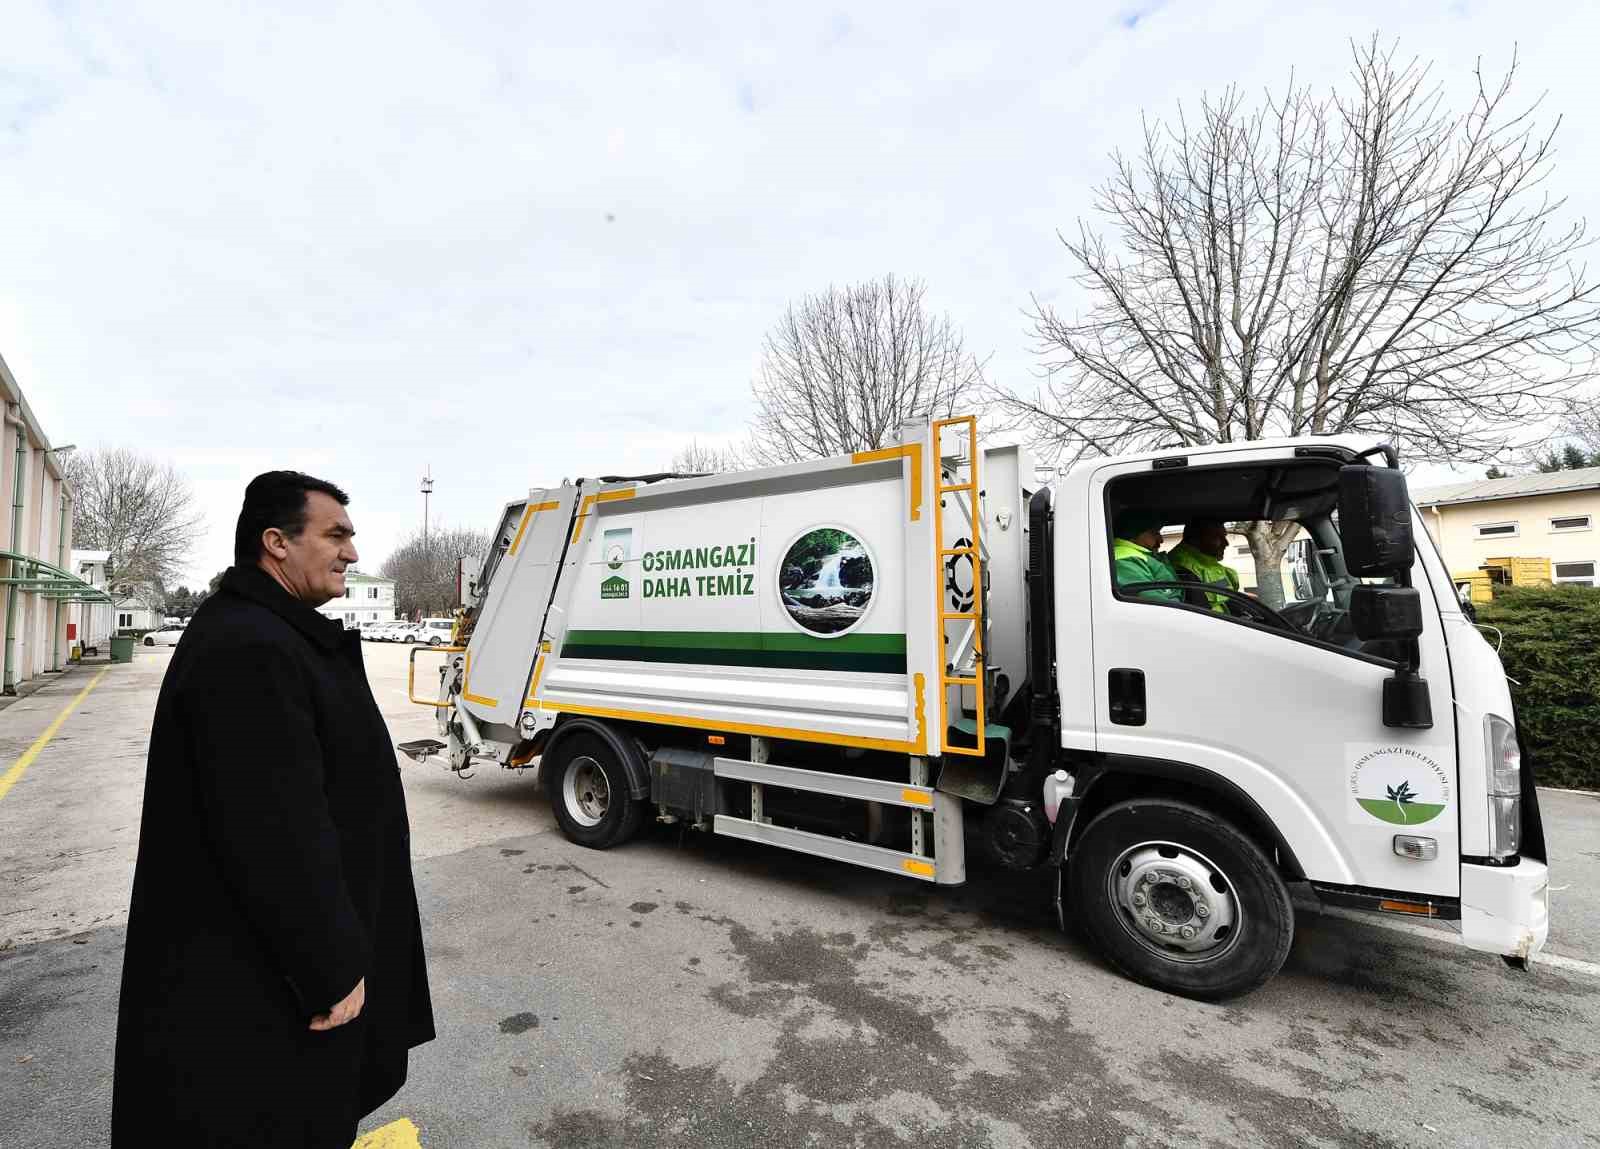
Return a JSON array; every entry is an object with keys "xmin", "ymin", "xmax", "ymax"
[{"xmin": 1460, "ymin": 858, "xmax": 1549, "ymax": 960}]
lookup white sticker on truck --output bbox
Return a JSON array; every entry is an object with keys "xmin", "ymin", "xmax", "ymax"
[{"xmin": 1346, "ymin": 743, "xmax": 1452, "ymax": 827}]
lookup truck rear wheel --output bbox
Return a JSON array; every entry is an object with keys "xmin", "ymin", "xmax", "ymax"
[
  {"xmin": 543, "ymin": 732, "xmax": 645, "ymax": 850},
  {"xmin": 1067, "ymin": 799, "xmax": 1292, "ymax": 1000}
]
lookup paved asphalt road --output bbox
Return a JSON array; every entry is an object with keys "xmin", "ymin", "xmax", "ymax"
[{"xmin": 1, "ymin": 644, "xmax": 1597, "ymax": 1148}]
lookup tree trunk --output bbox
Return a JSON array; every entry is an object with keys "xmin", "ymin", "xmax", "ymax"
[{"xmin": 1243, "ymin": 521, "xmax": 1300, "ymax": 609}]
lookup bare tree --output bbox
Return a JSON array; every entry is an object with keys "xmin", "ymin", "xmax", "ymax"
[
  {"xmin": 669, "ymin": 439, "xmax": 743, "ymax": 474},
  {"xmin": 1561, "ymin": 394, "xmax": 1600, "ymax": 457},
  {"xmin": 65, "ymin": 447, "xmax": 205, "ymax": 594},
  {"xmin": 380, "ymin": 525, "xmax": 491, "ymax": 618},
  {"xmin": 991, "ymin": 39, "xmax": 1600, "ymax": 603},
  {"xmin": 750, "ymin": 274, "xmax": 988, "ymax": 462}
]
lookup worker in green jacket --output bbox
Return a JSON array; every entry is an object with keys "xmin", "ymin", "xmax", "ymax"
[
  {"xmin": 1168, "ymin": 519, "xmax": 1241, "ymax": 613},
  {"xmin": 1112, "ymin": 510, "xmax": 1181, "ymax": 602}
]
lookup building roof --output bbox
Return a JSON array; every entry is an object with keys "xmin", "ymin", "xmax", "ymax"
[
  {"xmin": 72, "ymin": 549, "xmax": 112, "ymax": 564},
  {"xmin": 343, "ymin": 569, "xmax": 395, "ymax": 584},
  {"xmin": 1412, "ymin": 467, "xmax": 1600, "ymax": 508}
]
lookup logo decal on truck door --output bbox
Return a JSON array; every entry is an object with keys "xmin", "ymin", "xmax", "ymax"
[{"xmin": 1346, "ymin": 744, "xmax": 1451, "ymax": 826}]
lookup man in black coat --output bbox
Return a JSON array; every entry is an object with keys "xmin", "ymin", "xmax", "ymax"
[{"xmin": 113, "ymin": 472, "xmax": 434, "ymax": 1147}]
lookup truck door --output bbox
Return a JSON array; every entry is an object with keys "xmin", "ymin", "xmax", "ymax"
[
  {"xmin": 1087, "ymin": 455, "xmax": 1460, "ymax": 897},
  {"xmin": 459, "ymin": 486, "xmax": 581, "ymax": 729}
]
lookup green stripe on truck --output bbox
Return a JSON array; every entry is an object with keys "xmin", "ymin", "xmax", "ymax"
[{"xmin": 560, "ymin": 629, "xmax": 908, "ymax": 673}]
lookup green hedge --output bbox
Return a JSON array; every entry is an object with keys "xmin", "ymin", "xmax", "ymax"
[{"xmin": 1476, "ymin": 586, "xmax": 1600, "ymax": 792}]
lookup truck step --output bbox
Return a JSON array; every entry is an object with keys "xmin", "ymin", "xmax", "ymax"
[
  {"xmin": 714, "ymin": 815, "xmax": 939, "ymax": 882},
  {"xmin": 396, "ymin": 738, "xmax": 447, "ymax": 763},
  {"xmin": 713, "ymin": 757, "xmax": 935, "ymax": 809}
]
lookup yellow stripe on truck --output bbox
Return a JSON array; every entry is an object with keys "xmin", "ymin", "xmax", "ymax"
[
  {"xmin": 851, "ymin": 442, "xmax": 924, "ymax": 523},
  {"xmin": 569, "ymin": 488, "xmax": 638, "ymax": 545},
  {"xmin": 508, "ymin": 500, "xmax": 562, "ymax": 556}
]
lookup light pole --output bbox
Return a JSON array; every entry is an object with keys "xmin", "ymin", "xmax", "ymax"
[
  {"xmin": 421, "ymin": 467, "xmax": 433, "ymax": 548},
  {"xmin": 45, "ymin": 445, "xmax": 75, "ymax": 674}
]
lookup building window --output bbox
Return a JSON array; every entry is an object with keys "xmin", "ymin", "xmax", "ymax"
[
  {"xmin": 1553, "ymin": 561, "xmax": 1597, "ymax": 586},
  {"xmin": 369, "ymin": 586, "xmax": 380, "ymax": 599},
  {"xmin": 1550, "ymin": 515, "xmax": 1592, "ymax": 532},
  {"xmin": 1474, "ymin": 521, "xmax": 1519, "ymax": 538},
  {"xmin": 117, "ymin": 612, "xmax": 133, "ymax": 628},
  {"xmin": 1234, "ymin": 545, "xmax": 1252, "ymax": 556}
]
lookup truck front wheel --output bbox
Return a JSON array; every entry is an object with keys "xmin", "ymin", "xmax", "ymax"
[
  {"xmin": 543, "ymin": 732, "xmax": 645, "ymax": 850},
  {"xmin": 1068, "ymin": 799, "xmax": 1292, "ymax": 1000}
]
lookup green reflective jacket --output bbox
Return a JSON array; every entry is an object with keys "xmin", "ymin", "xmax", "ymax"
[
  {"xmin": 1168, "ymin": 542, "xmax": 1241, "ymax": 613},
  {"xmin": 1112, "ymin": 539, "xmax": 1182, "ymax": 602}
]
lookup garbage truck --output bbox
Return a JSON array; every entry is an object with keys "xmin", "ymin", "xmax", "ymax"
[{"xmin": 399, "ymin": 415, "xmax": 1548, "ymax": 999}]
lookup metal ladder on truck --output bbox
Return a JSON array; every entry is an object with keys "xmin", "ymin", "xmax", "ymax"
[
  {"xmin": 934, "ymin": 414, "xmax": 991, "ymax": 760},
  {"xmin": 707, "ymin": 416, "xmax": 989, "ymax": 887}
]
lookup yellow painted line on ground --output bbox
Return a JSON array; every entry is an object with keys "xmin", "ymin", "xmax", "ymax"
[
  {"xmin": 0, "ymin": 667, "xmax": 110, "ymax": 805},
  {"xmin": 352, "ymin": 1118, "xmax": 422, "ymax": 1148}
]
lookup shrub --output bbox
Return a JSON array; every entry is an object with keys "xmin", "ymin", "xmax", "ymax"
[{"xmin": 1476, "ymin": 586, "xmax": 1600, "ymax": 791}]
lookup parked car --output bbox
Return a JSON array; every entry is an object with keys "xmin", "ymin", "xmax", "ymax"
[
  {"xmin": 358, "ymin": 621, "xmax": 390, "ymax": 641},
  {"xmin": 385, "ymin": 622, "xmax": 419, "ymax": 642},
  {"xmin": 142, "ymin": 625, "xmax": 185, "ymax": 647},
  {"xmin": 415, "ymin": 617, "xmax": 455, "ymax": 646}
]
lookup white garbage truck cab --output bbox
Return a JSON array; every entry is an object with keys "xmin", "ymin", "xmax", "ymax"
[{"xmin": 402, "ymin": 415, "xmax": 1549, "ymax": 999}]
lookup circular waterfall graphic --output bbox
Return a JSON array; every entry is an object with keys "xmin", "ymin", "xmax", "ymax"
[{"xmin": 779, "ymin": 527, "xmax": 875, "ymax": 636}]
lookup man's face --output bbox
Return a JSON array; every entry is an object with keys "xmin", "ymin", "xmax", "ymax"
[
  {"xmin": 1136, "ymin": 527, "xmax": 1166, "ymax": 552},
  {"xmin": 1191, "ymin": 523, "xmax": 1230, "ymax": 559},
  {"xmin": 276, "ymin": 492, "xmax": 358, "ymax": 606}
]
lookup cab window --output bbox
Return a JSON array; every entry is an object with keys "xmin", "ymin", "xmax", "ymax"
[{"xmin": 1106, "ymin": 462, "xmax": 1402, "ymax": 665}]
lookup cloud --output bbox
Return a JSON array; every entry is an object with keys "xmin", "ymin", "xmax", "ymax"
[{"xmin": 0, "ymin": 0, "xmax": 1594, "ymax": 582}]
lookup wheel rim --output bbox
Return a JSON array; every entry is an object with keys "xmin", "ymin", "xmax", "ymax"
[
  {"xmin": 562, "ymin": 756, "xmax": 610, "ymax": 827},
  {"xmin": 1106, "ymin": 840, "xmax": 1241, "ymax": 964}
]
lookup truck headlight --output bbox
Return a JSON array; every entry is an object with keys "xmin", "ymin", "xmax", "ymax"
[{"xmin": 1484, "ymin": 715, "xmax": 1521, "ymax": 859}]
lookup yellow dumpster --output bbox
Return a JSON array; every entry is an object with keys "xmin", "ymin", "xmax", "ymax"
[
  {"xmin": 1483, "ymin": 556, "xmax": 1552, "ymax": 587},
  {"xmin": 1453, "ymin": 570, "xmax": 1493, "ymax": 605}
]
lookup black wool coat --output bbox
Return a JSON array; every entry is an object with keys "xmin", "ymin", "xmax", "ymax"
[{"xmin": 113, "ymin": 566, "xmax": 434, "ymax": 1148}]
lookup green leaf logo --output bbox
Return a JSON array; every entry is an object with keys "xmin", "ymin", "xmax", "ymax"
[
  {"xmin": 1386, "ymin": 780, "xmax": 1417, "ymax": 821},
  {"xmin": 1358, "ymin": 777, "xmax": 1443, "ymax": 825}
]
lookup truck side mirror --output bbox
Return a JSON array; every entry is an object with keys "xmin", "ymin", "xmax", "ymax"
[
  {"xmin": 1341, "ymin": 455, "xmax": 1432, "ymax": 729},
  {"xmin": 1338, "ymin": 465, "xmax": 1414, "ymax": 576},
  {"xmin": 1350, "ymin": 585, "xmax": 1423, "ymax": 640}
]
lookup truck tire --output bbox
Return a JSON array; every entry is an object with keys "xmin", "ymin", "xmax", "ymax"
[
  {"xmin": 1067, "ymin": 799, "xmax": 1292, "ymax": 1000},
  {"xmin": 543, "ymin": 732, "xmax": 646, "ymax": 850}
]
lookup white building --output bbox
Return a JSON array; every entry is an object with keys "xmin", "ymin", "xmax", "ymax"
[
  {"xmin": 0, "ymin": 351, "xmax": 92, "ymax": 689},
  {"xmin": 66, "ymin": 551, "xmax": 163, "ymax": 652},
  {"xmin": 316, "ymin": 570, "xmax": 397, "ymax": 629},
  {"xmin": 1414, "ymin": 468, "xmax": 1600, "ymax": 588},
  {"xmin": 68, "ymin": 550, "xmax": 115, "ymax": 653}
]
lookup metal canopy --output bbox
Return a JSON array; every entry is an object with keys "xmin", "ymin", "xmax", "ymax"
[{"xmin": 0, "ymin": 550, "xmax": 114, "ymax": 602}]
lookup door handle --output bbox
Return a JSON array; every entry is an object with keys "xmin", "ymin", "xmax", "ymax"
[{"xmin": 1108, "ymin": 668, "xmax": 1146, "ymax": 726}]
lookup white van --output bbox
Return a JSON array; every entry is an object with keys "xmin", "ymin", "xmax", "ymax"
[{"xmin": 415, "ymin": 617, "xmax": 455, "ymax": 646}]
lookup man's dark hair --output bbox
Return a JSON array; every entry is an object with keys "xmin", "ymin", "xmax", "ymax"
[
  {"xmin": 1183, "ymin": 518, "xmax": 1227, "ymax": 541},
  {"xmin": 234, "ymin": 471, "xmax": 350, "ymax": 566}
]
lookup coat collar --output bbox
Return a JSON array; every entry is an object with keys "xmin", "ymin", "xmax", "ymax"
[{"xmin": 220, "ymin": 565, "xmax": 348, "ymax": 651}]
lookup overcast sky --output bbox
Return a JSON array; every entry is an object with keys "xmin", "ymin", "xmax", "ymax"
[{"xmin": 3, "ymin": 1, "xmax": 1595, "ymax": 586}]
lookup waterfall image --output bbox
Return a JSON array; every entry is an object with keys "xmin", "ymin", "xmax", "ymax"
[{"xmin": 779, "ymin": 527, "xmax": 874, "ymax": 635}]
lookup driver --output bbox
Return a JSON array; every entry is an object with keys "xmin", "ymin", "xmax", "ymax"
[
  {"xmin": 1168, "ymin": 520, "xmax": 1241, "ymax": 613},
  {"xmin": 1112, "ymin": 510, "xmax": 1181, "ymax": 602}
]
